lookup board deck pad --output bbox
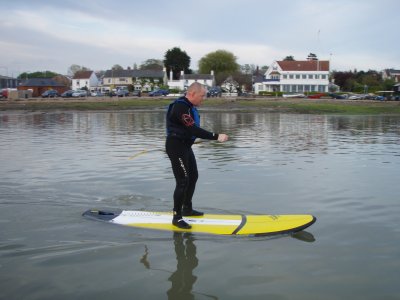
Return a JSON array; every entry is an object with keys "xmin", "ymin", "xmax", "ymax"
[{"xmin": 83, "ymin": 210, "xmax": 316, "ymax": 236}]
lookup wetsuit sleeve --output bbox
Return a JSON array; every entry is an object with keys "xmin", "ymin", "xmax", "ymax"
[{"xmin": 171, "ymin": 103, "xmax": 218, "ymax": 140}]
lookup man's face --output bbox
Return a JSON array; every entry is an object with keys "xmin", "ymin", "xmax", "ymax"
[{"xmin": 189, "ymin": 88, "xmax": 206, "ymax": 106}]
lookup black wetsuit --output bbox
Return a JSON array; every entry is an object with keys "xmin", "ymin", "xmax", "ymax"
[{"xmin": 166, "ymin": 97, "xmax": 218, "ymax": 217}]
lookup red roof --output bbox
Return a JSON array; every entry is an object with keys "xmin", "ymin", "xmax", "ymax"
[
  {"xmin": 73, "ymin": 71, "xmax": 93, "ymax": 79},
  {"xmin": 277, "ymin": 60, "xmax": 329, "ymax": 71}
]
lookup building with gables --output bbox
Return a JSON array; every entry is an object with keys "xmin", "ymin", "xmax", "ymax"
[
  {"xmin": 381, "ymin": 69, "xmax": 400, "ymax": 81},
  {"xmin": 254, "ymin": 59, "xmax": 330, "ymax": 95},
  {"xmin": 168, "ymin": 70, "xmax": 216, "ymax": 91},
  {"xmin": 102, "ymin": 69, "xmax": 166, "ymax": 92},
  {"xmin": 18, "ymin": 78, "xmax": 68, "ymax": 97},
  {"xmin": 72, "ymin": 71, "xmax": 99, "ymax": 91},
  {"xmin": 0, "ymin": 75, "xmax": 20, "ymax": 90}
]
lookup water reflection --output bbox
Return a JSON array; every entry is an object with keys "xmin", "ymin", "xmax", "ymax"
[
  {"xmin": 140, "ymin": 233, "xmax": 218, "ymax": 300},
  {"xmin": 1, "ymin": 111, "xmax": 400, "ymax": 299},
  {"xmin": 291, "ymin": 231, "xmax": 316, "ymax": 242},
  {"xmin": 167, "ymin": 233, "xmax": 199, "ymax": 300}
]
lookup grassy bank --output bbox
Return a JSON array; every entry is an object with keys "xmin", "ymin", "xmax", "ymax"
[{"xmin": 1, "ymin": 97, "xmax": 400, "ymax": 114}]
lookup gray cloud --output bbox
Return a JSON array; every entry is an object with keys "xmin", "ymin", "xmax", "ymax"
[{"xmin": 1, "ymin": 0, "xmax": 399, "ymax": 76}]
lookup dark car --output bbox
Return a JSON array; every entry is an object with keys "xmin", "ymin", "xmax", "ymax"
[
  {"xmin": 149, "ymin": 89, "xmax": 169, "ymax": 96},
  {"xmin": 61, "ymin": 90, "xmax": 74, "ymax": 97},
  {"xmin": 207, "ymin": 87, "xmax": 222, "ymax": 97},
  {"xmin": 131, "ymin": 90, "xmax": 142, "ymax": 97},
  {"xmin": 116, "ymin": 89, "xmax": 130, "ymax": 97},
  {"xmin": 329, "ymin": 93, "xmax": 347, "ymax": 99},
  {"xmin": 41, "ymin": 90, "xmax": 59, "ymax": 98}
]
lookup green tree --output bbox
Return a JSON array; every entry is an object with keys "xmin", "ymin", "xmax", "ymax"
[
  {"xmin": 163, "ymin": 47, "xmax": 191, "ymax": 80},
  {"xmin": 112, "ymin": 64, "xmax": 123, "ymax": 70},
  {"xmin": 240, "ymin": 64, "xmax": 256, "ymax": 75},
  {"xmin": 283, "ymin": 55, "xmax": 295, "ymax": 61},
  {"xmin": 198, "ymin": 50, "xmax": 239, "ymax": 75},
  {"xmin": 67, "ymin": 64, "xmax": 90, "ymax": 76},
  {"xmin": 17, "ymin": 71, "xmax": 58, "ymax": 79},
  {"xmin": 307, "ymin": 53, "xmax": 318, "ymax": 60},
  {"xmin": 140, "ymin": 59, "xmax": 164, "ymax": 71}
]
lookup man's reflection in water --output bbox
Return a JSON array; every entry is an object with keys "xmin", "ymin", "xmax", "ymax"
[
  {"xmin": 167, "ymin": 232, "xmax": 198, "ymax": 300},
  {"xmin": 140, "ymin": 233, "xmax": 218, "ymax": 300}
]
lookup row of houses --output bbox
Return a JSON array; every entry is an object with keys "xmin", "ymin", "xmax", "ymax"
[
  {"xmin": 3, "ymin": 59, "xmax": 400, "ymax": 97},
  {"xmin": 15, "ymin": 68, "xmax": 216, "ymax": 97},
  {"xmin": 65, "ymin": 60, "xmax": 332, "ymax": 95}
]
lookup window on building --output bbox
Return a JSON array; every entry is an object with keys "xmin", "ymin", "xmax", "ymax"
[
  {"xmin": 305, "ymin": 85, "xmax": 310, "ymax": 92},
  {"xmin": 298, "ymin": 85, "xmax": 303, "ymax": 92},
  {"xmin": 311, "ymin": 85, "xmax": 316, "ymax": 92},
  {"xmin": 321, "ymin": 75, "xmax": 327, "ymax": 79},
  {"xmin": 289, "ymin": 75, "xmax": 294, "ymax": 79},
  {"xmin": 283, "ymin": 75, "xmax": 287, "ymax": 79},
  {"xmin": 296, "ymin": 74, "xmax": 300, "ymax": 79},
  {"xmin": 308, "ymin": 74, "xmax": 313, "ymax": 79},
  {"xmin": 302, "ymin": 74, "xmax": 307, "ymax": 79}
]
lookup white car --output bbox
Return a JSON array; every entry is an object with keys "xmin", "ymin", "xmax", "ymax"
[{"xmin": 72, "ymin": 90, "xmax": 87, "ymax": 97}]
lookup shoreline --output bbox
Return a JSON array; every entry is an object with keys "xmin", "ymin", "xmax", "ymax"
[{"xmin": 1, "ymin": 96, "xmax": 400, "ymax": 114}]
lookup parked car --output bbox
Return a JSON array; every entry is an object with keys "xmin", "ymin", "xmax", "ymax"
[
  {"xmin": 72, "ymin": 90, "xmax": 87, "ymax": 97},
  {"xmin": 0, "ymin": 89, "xmax": 6, "ymax": 99},
  {"xmin": 91, "ymin": 91, "xmax": 104, "ymax": 97},
  {"xmin": 131, "ymin": 90, "xmax": 142, "ymax": 97},
  {"xmin": 61, "ymin": 90, "xmax": 74, "ymax": 97},
  {"xmin": 207, "ymin": 87, "xmax": 222, "ymax": 97},
  {"xmin": 116, "ymin": 89, "xmax": 130, "ymax": 97},
  {"xmin": 329, "ymin": 93, "xmax": 348, "ymax": 99},
  {"xmin": 283, "ymin": 93, "xmax": 305, "ymax": 98},
  {"xmin": 149, "ymin": 89, "xmax": 169, "ymax": 96},
  {"xmin": 307, "ymin": 93, "xmax": 325, "ymax": 99},
  {"xmin": 348, "ymin": 94, "xmax": 367, "ymax": 100},
  {"xmin": 41, "ymin": 90, "xmax": 59, "ymax": 98}
]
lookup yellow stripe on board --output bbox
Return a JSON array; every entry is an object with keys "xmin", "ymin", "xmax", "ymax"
[{"xmin": 237, "ymin": 215, "xmax": 315, "ymax": 235}]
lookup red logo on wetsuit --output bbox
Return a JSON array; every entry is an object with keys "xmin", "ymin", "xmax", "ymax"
[{"xmin": 182, "ymin": 114, "xmax": 194, "ymax": 127}]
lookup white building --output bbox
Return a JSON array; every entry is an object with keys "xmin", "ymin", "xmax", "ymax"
[
  {"xmin": 102, "ymin": 69, "xmax": 165, "ymax": 92},
  {"xmin": 72, "ymin": 71, "xmax": 99, "ymax": 91},
  {"xmin": 168, "ymin": 70, "xmax": 215, "ymax": 91},
  {"xmin": 254, "ymin": 60, "xmax": 330, "ymax": 95}
]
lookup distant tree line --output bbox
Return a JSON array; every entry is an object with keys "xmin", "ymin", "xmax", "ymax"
[
  {"xmin": 332, "ymin": 70, "xmax": 395, "ymax": 93},
  {"xmin": 17, "ymin": 48, "xmax": 395, "ymax": 93}
]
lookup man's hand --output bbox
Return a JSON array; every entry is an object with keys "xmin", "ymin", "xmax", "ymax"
[{"xmin": 217, "ymin": 134, "xmax": 229, "ymax": 142}]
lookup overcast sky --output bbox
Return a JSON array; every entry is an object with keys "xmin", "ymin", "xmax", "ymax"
[{"xmin": 1, "ymin": 0, "xmax": 399, "ymax": 77}]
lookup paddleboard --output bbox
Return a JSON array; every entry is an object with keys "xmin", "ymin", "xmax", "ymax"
[{"xmin": 83, "ymin": 209, "xmax": 316, "ymax": 236}]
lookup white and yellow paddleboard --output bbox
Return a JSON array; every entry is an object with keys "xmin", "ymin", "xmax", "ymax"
[{"xmin": 83, "ymin": 210, "xmax": 316, "ymax": 236}]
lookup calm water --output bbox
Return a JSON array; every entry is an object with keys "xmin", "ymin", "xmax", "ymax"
[{"xmin": 0, "ymin": 109, "xmax": 399, "ymax": 300}]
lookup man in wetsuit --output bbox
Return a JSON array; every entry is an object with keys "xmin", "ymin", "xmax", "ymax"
[{"xmin": 166, "ymin": 82, "xmax": 229, "ymax": 229}]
